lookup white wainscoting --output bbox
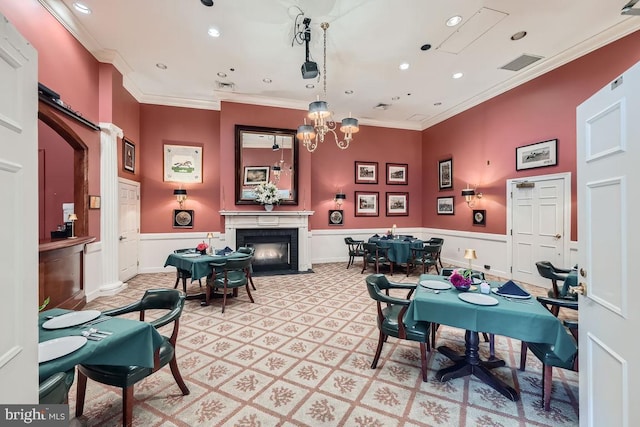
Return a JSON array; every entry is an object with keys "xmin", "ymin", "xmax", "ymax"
[
  {"xmin": 139, "ymin": 232, "xmax": 224, "ymax": 274},
  {"xmin": 84, "ymin": 241, "xmax": 102, "ymax": 302}
]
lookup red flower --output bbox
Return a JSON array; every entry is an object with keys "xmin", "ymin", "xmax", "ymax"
[
  {"xmin": 196, "ymin": 242, "xmax": 208, "ymax": 251},
  {"xmin": 450, "ymin": 271, "xmax": 472, "ymax": 288}
]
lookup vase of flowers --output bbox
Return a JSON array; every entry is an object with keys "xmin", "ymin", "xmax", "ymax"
[
  {"xmin": 449, "ymin": 269, "xmax": 473, "ymax": 291},
  {"xmin": 196, "ymin": 241, "xmax": 209, "ymax": 255},
  {"xmin": 253, "ymin": 181, "xmax": 281, "ymax": 210}
]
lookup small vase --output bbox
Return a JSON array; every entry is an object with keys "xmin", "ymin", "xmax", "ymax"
[{"xmin": 264, "ymin": 204, "xmax": 274, "ymax": 212}]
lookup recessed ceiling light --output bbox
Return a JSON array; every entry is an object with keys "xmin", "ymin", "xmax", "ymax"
[
  {"xmin": 511, "ymin": 31, "xmax": 527, "ymax": 41},
  {"xmin": 73, "ymin": 2, "xmax": 91, "ymax": 14},
  {"xmin": 434, "ymin": 102, "xmax": 442, "ymax": 106},
  {"xmin": 399, "ymin": 62, "xmax": 410, "ymax": 71},
  {"xmin": 345, "ymin": 90, "xmax": 354, "ymax": 95},
  {"xmin": 208, "ymin": 27, "xmax": 221, "ymax": 38},
  {"xmin": 306, "ymin": 84, "xmax": 315, "ymax": 89},
  {"xmin": 263, "ymin": 78, "xmax": 272, "ymax": 83},
  {"xmin": 217, "ymin": 72, "xmax": 227, "ymax": 78},
  {"xmin": 155, "ymin": 63, "xmax": 167, "ymax": 70},
  {"xmin": 391, "ymin": 96, "xmax": 400, "ymax": 101},
  {"xmin": 420, "ymin": 44, "xmax": 432, "ymax": 51},
  {"xmin": 446, "ymin": 15, "xmax": 462, "ymax": 27},
  {"xmin": 452, "ymin": 72, "xmax": 463, "ymax": 79}
]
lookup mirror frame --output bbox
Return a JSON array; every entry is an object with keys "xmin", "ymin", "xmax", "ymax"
[{"xmin": 235, "ymin": 125, "xmax": 299, "ymax": 205}]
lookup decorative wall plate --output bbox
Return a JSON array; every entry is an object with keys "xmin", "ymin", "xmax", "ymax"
[
  {"xmin": 329, "ymin": 209, "xmax": 344, "ymax": 225},
  {"xmin": 173, "ymin": 209, "xmax": 194, "ymax": 228},
  {"xmin": 473, "ymin": 209, "xmax": 486, "ymax": 226}
]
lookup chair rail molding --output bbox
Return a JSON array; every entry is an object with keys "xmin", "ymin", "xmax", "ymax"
[{"xmin": 220, "ymin": 210, "xmax": 314, "ymax": 272}]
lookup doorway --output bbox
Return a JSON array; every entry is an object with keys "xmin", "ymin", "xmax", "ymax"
[
  {"xmin": 506, "ymin": 172, "xmax": 571, "ymax": 288},
  {"xmin": 118, "ymin": 179, "xmax": 140, "ymax": 282}
]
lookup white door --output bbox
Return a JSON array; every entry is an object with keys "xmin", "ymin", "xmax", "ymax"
[
  {"xmin": 511, "ymin": 175, "xmax": 568, "ymax": 287},
  {"xmin": 118, "ymin": 179, "xmax": 139, "ymax": 282},
  {"xmin": 0, "ymin": 15, "xmax": 39, "ymax": 403},
  {"xmin": 577, "ymin": 63, "xmax": 640, "ymax": 425}
]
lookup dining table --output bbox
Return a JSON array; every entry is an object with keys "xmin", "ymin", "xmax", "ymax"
[
  {"xmin": 39, "ymin": 308, "xmax": 164, "ymax": 382},
  {"xmin": 368, "ymin": 236, "xmax": 424, "ymax": 274},
  {"xmin": 406, "ymin": 274, "xmax": 577, "ymax": 401}
]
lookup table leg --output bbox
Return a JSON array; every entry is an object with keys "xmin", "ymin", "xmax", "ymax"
[{"xmin": 436, "ymin": 330, "xmax": 519, "ymax": 401}]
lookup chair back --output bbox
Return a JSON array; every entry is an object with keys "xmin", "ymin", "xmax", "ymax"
[
  {"xmin": 427, "ymin": 238, "xmax": 444, "ymax": 246},
  {"xmin": 173, "ymin": 248, "xmax": 194, "ymax": 254},
  {"xmin": 536, "ymin": 261, "xmax": 566, "ymax": 281},
  {"xmin": 441, "ymin": 267, "xmax": 484, "ymax": 280},
  {"xmin": 236, "ymin": 246, "xmax": 255, "ymax": 256}
]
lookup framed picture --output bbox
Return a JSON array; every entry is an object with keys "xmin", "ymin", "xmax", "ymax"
[
  {"xmin": 386, "ymin": 192, "xmax": 409, "ymax": 216},
  {"xmin": 473, "ymin": 209, "xmax": 486, "ymax": 226},
  {"xmin": 123, "ymin": 138, "xmax": 135, "ymax": 173},
  {"xmin": 243, "ymin": 166, "xmax": 270, "ymax": 185},
  {"xmin": 437, "ymin": 196, "xmax": 455, "ymax": 215},
  {"xmin": 438, "ymin": 158, "xmax": 453, "ymax": 190},
  {"xmin": 173, "ymin": 209, "xmax": 194, "ymax": 228},
  {"xmin": 355, "ymin": 191, "xmax": 379, "ymax": 217},
  {"xmin": 328, "ymin": 209, "xmax": 344, "ymax": 225},
  {"xmin": 386, "ymin": 163, "xmax": 408, "ymax": 185},
  {"xmin": 88, "ymin": 195, "xmax": 101, "ymax": 209},
  {"xmin": 355, "ymin": 161, "xmax": 378, "ymax": 184},
  {"xmin": 516, "ymin": 139, "xmax": 558, "ymax": 170},
  {"xmin": 164, "ymin": 144, "xmax": 203, "ymax": 183}
]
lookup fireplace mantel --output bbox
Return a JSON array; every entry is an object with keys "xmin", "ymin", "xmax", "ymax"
[{"xmin": 220, "ymin": 210, "xmax": 314, "ymax": 271}]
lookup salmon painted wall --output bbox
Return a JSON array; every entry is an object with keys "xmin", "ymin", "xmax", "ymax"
[
  {"xmin": 1, "ymin": 0, "xmax": 103, "ymax": 239},
  {"xmin": 139, "ymin": 104, "xmax": 220, "ymax": 233},
  {"xmin": 308, "ymin": 126, "xmax": 422, "ymax": 231},
  {"xmin": 422, "ymin": 29, "xmax": 640, "ymax": 241}
]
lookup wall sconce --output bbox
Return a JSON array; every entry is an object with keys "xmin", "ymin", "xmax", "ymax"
[
  {"xmin": 463, "ymin": 248, "xmax": 477, "ymax": 271},
  {"xmin": 67, "ymin": 213, "xmax": 78, "ymax": 239},
  {"xmin": 173, "ymin": 188, "xmax": 187, "ymax": 208},
  {"xmin": 461, "ymin": 185, "xmax": 482, "ymax": 208},
  {"xmin": 334, "ymin": 192, "xmax": 346, "ymax": 208}
]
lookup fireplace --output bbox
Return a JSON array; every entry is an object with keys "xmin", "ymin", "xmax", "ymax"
[{"xmin": 236, "ymin": 228, "xmax": 298, "ymax": 273}]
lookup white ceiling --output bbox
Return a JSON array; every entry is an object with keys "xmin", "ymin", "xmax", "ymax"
[{"xmin": 41, "ymin": 0, "xmax": 640, "ymax": 130}]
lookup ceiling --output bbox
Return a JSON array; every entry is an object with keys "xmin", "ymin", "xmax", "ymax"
[{"xmin": 41, "ymin": 0, "xmax": 640, "ymax": 130}]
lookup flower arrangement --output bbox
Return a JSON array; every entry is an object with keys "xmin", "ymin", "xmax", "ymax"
[
  {"xmin": 253, "ymin": 181, "xmax": 281, "ymax": 205},
  {"xmin": 449, "ymin": 269, "xmax": 473, "ymax": 290},
  {"xmin": 196, "ymin": 241, "xmax": 209, "ymax": 254}
]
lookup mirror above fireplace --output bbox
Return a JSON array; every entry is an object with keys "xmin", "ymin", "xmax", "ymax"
[{"xmin": 235, "ymin": 125, "xmax": 298, "ymax": 205}]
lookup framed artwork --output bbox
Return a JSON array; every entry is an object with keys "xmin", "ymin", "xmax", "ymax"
[
  {"xmin": 164, "ymin": 144, "xmax": 203, "ymax": 183},
  {"xmin": 88, "ymin": 195, "xmax": 101, "ymax": 209},
  {"xmin": 386, "ymin": 192, "xmax": 409, "ymax": 216},
  {"xmin": 243, "ymin": 166, "xmax": 270, "ymax": 185},
  {"xmin": 123, "ymin": 138, "xmax": 135, "ymax": 173},
  {"xmin": 437, "ymin": 196, "xmax": 455, "ymax": 215},
  {"xmin": 355, "ymin": 161, "xmax": 378, "ymax": 184},
  {"xmin": 328, "ymin": 209, "xmax": 344, "ymax": 225},
  {"xmin": 516, "ymin": 139, "xmax": 558, "ymax": 170},
  {"xmin": 438, "ymin": 158, "xmax": 453, "ymax": 190},
  {"xmin": 355, "ymin": 191, "xmax": 379, "ymax": 217},
  {"xmin": 473, "ymin": 209, "xmax": 486, "ymax": 226},
  {"xmin": 173, "ymin": 209, "xmax": 194, "ymax": 228},
  {"xmin": 386, "ymin": 163, "xmax": 408, "ymax": 185}
]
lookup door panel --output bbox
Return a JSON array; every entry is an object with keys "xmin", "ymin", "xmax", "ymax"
[
  {"xmin": 118, "ymin": 180, "xmax": 139, "ymax": 282},
  {"xmin": 577, "ymin": 61, "xmax": 639, "ymax": 425}
]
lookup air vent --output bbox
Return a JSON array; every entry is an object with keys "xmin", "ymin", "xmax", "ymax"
[
  {"xmin": 215, "ymin": 81, "xmax": 235, "ymax": 90},
  {"xmin": 499, "ymin": 54, "xmax": 543, "ymax": 72},
  {"xmin": 374, "ymin": 103, "xmax": 391, "ymax": 110}
]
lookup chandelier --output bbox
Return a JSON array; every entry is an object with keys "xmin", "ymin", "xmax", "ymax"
[{"xmin": 297, "ymin": 22, "xmax": 359, "ymax": 152}]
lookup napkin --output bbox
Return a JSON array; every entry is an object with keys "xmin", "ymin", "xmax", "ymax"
[
  {"xmin": 215, "ymin": 246, "xmax": 234, "ymax": 255},
  {"xmin": 403, "ymin": 237, "xmax": 413, "ymax": 242},
  {"xmin": 497, "ymin": 280, "xmax": 530, "ymax": 297}
]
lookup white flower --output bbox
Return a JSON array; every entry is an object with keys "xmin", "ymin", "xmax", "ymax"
[{"xmin": 253, "ymin": 181, "xmax": 281, "ymax": 205}]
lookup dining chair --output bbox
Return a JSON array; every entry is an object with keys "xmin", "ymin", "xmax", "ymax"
[
  {"xmin": 410, "ymin": 244, "xmax": 440, "ymax": 275},
  {"xmin": 520, "ymin": 296, "xmax": 579, "ymax": 411},
  {"xmin": 361, "ymin": 242, "xmax": 390, "ymax": 274},
  {"xmin": 426, "ymin": 238, "xmax": 444, "ymax": 268},
  {"xmin": 344, "ymin": 237, "xmax": 365, "ymax": 269},
  {"xmin": 536, "ymin": 261, "xmax": 577, "ymax": 316},
  {"xmin": 39, "ymin": 370, "xmax": 74, "ymax": 404},
  {"xmin": 236, "ymin": 246, "xmax": 256, "ymax": 290},
  {"xmin": 76, "ymin": 289, "xmax": 190, "ymax": 427},
  {"xmin": 206, "ymin": 255, "xmax": 254, "ymax": 313},
  {"xmin": 365, "ymin": 274, "xmax": 431, "ymax": 381},
  {"xmin": 173, "ymin": 248, "xmax": 202, "ymax": 293}
]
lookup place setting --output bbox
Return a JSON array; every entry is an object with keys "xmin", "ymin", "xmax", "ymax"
[{"xmin": 491, "ymin": 280, "xmax": 533, "ymax": 303}]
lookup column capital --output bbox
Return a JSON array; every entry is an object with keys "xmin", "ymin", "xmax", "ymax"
[{"xmin": 99, "ymin": 122, "xmax": 124, "ymax": 139}]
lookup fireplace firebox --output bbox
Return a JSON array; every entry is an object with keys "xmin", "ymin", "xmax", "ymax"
[{"xmin": 236, "ymin": 228, "xmax": 298, "ymax": 273}]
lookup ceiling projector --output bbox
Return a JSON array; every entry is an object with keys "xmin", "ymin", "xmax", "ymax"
[{"xmin": 301, "ymin": 61, "xmax": 318, "ymax": 79}]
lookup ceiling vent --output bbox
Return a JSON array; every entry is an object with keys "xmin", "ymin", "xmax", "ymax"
[
  {"xmin": 499, "ymin": 54, "xmax": 543, "ymax": 72},
  {"xmin": 374, "ymin": 103, "xmax": 391, "ymax": 110},
  {"xmin": 215, "ymin": 81, "xmax": 235, "ymax": 90}
]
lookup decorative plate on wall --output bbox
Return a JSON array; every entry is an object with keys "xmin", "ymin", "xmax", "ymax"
[
  {"xmin": 473, "ymin": 209, "xmax": 486, "ymax": 226},
  {"xmin": 329, "ymin": 210, "xmax": 344, "ymax": 225},
  {"xmin": 173, "ymin": 209, "xmax": 194, "ymax": 228}
]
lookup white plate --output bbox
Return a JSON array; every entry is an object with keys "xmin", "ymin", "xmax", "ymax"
[
  {"xmin": 39, "ymin": 336, "xmax": 87, "ymax": 363},
  {"xmin": 42, "ymin": 310, "xmax": 101, "ymax": 329},
  {"xmin": 458, "ymin": 293, "xmax": 499, "ymax": 306},
  {"xmin": 182, "ymin": 253, "xmax": 201, "ymax": 258},
  {"xmin": 419, "ymin": 280, "xmax": 451, "ymax": 290},
  {"xmin": 491, "ymin": 288, "xmax": 532, "ymax": 299}
]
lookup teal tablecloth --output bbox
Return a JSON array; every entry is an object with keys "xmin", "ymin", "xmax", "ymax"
[
  {"xmin": 164, "ymin": 251, "xmax": 248, "ymax": 280},
  {"xmin": 368, "ymin": 237, "xmax": 424, "ymax": 263},
  {"xmin": 406, "ymin": 275, "xmax": 577, "ymax": 363},
  {"xmin": 39, "ymin": 308, "xmax": 164, "ymax": 382}
]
